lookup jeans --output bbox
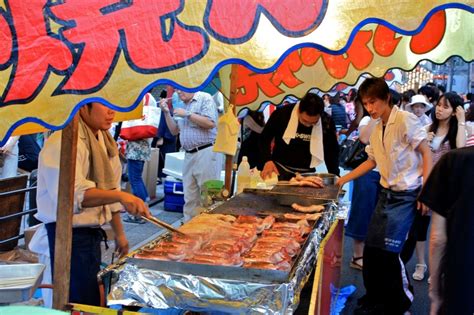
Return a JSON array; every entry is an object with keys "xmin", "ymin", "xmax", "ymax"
[{"xmin": 127, "ymin": 159, "xmax": 148, "ymax": 202}]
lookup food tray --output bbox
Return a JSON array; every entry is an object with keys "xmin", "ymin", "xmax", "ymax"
[
  {"xmin": 0, "ymin": 263, "xmax": 45, "ymax": 304},
  {"xmin": 244, "ymin": 184, "xmax": 341, "ymax": 206},
  {"xmin": 128, "ymin": 195, "xmax": 322, "ymax": 283}
]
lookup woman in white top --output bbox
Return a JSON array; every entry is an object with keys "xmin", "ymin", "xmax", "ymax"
[{"xmin": 401, "ymin": 92, "xmax": 466, "ymax": 281}]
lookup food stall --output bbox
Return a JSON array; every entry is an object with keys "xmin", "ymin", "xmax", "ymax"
[
  {"xmin": 0, "ymin": 0, "xmax": 471, "ymax": 312},
  {"xmin": 104, "ymin": 182, "xmax": 343, "ymax": 313}
]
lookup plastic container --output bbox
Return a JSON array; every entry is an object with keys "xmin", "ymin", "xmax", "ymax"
[
  {"xmin": 236, "ymin": 156, "xmax": 251, "ymax": 194},
  {"xmin": 0, "ymin": 263, "xmax": 45, "ymax": 304},
  {"xmin": 164, "ymin": 176, "xmax": 184, "ymax": 212},
  {"xmin": 200, "ymin": 180, "xmax": 224, "ymax": 207}
]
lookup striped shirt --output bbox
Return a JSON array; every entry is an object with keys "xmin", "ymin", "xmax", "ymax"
[
  {"xmin": 176, "ymin": 92, "xmax": 218, "ymax": 151},
  {"xmin": 466, "ymin": 121, "xmax": 474, "ymax": 147}
]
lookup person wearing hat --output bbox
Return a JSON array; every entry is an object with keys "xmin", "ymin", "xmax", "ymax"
[{"xmin": 407, "ymin": 94, "xmax": 433, "ymax": 126}]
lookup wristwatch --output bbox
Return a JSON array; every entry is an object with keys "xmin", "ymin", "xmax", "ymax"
[
  {"xmin": 458, "ymin": 122, "xmax": 466, "ymax": 126},
  {"xmin": 184, "ymin": 110, "xmax": 192, "ymax": 118}
]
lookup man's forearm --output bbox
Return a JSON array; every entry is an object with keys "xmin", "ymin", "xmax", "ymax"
[
  {"xmin": 164, "ymin": 112, "xmax": 179, "ymax": 135},
  {"xmin": 82, "ymin": 188, "xmax": 125, "ymax": 208},
  {"xmin": 418, "ymin": 141, "xmax": 433, "ymax": 185},
  {"xmin": 110, "ymin": 211, "xmax": 126, "ymax": 237},
  {"xmin": 340, "ymin": 159, "xmax": 376, "ymax": 183}
]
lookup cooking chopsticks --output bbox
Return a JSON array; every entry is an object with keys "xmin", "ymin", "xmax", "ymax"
[{"xmin": 141, "ymin": 215, "xmax": 186, "ymax": 236}]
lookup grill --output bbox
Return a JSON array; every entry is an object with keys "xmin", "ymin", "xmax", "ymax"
[{"xmin": 128, "ymin": 191, "xmax": 328, "ymax": 283}]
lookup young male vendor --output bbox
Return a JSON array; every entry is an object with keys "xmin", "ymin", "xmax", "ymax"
[{"xmin": 35, "ymin": 102, "xmax": 151, "ymax": 305}]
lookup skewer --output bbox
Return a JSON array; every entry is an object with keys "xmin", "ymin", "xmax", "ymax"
[{"xmin": 141, "ymin": 215, "xmax": 186, "ymax": 236}]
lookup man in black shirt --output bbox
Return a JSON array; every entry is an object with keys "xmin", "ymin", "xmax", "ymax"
[
  {"xmin": 260, "ymin": 92, "xmax": 339, "ymax": 180},
  {"xmin": 418, "ymin": 146, "xmax": 474, "ymax": 315}
]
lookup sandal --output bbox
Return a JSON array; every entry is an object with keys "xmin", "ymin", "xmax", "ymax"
[
  {"xmin": 413, "ymin": 263, "xmax": 427, "ymax": 281},
  {"xmin": 350, "ymin": 256, "xmax": 363, "ymax": 270}
]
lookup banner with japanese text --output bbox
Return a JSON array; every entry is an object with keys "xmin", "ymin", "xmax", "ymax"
[
  {"xmin": 0, "ymin": 1, "xmax": 472, "ymax": 145},
  {"xmin": 221, "ymin": 9, "xmax": 473, "ymax": 110}
]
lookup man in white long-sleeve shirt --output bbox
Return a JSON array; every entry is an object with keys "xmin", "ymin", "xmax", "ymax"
[{"xmin": 35, "ymin": 102, "xmax": 150, "ymax": 306}]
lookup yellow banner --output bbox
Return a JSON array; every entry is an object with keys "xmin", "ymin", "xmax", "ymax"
[
  {"xmin": 0, "ymin": 1, "xmax": 472, "ymax": 144},
  {"xmin": 222, "ymin": 9, "xmax": 474, "ymax": 110}
]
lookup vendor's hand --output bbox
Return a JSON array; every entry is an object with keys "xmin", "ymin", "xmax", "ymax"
[
  {"xmin": 114, "ymin": 233, "xmax": 129, "ymax": 258},
  {"xmin": 159, "ymin": 99, "xmax": 170, "ymax": 114},
  {"xmin": 119, "ymin": 192, "xmax": 151, "ymax": 218},
  {"xmin": 261, "ymin": 161, "xmax": 279, "ymax": 180},
  {"xmin": 339, "ymin": 129, "xmax": 349, "ymax": 135},
  {"xmin": 455, "ymin": 106, "xmax": 465, "ymax": 123},
  {"xmin": 335, "ymin": 176, "xmax": 347, "ymax": 188},
  {"xmin": 417, "ymin": 201, "xmax": 429, "ymax": 215},
  {"xmin": 173, "ymin": 108, "xmax": 187, "ymax": 118}
]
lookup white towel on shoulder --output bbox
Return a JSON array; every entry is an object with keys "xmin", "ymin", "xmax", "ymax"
[{"xmin": 282, "ymin": 102, "xmax": 324, "ymax": 168}]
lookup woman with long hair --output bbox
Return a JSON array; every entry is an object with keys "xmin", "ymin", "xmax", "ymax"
[{"xmin": 401, "ymin": 92, "xmax": 466, "ymax": 281}]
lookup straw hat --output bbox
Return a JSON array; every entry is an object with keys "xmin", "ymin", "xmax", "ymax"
[{"xmin": 406, "ymin": 94, "xmax": 432, "ymax": 112}]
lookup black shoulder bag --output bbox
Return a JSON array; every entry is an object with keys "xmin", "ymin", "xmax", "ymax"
[{"xmin": 339, "ymin": 138, "xmax": 368, "ymax": 170}]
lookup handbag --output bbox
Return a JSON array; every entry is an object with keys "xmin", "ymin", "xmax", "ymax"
[
  {"xmin": 339, "ymin": 138, "xmax": 368, "ymax": 170},
  {"xmin": 120, "ymin": 94, "xmax": 161, "ymax": 141}
]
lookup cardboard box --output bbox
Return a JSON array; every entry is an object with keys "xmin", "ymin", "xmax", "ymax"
[{"xmin": 24, "ymin": 224, "xmax": 41, "ymax": 250}]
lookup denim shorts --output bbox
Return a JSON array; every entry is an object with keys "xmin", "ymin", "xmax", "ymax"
[{"xmin": 345, "ymin": 170, "xmax": 381, "ymax": 241}]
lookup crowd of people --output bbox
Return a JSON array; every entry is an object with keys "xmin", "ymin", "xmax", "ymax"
[{"xmin": 1, "ymin": 77, "xmax": 472, "ymax": 313}]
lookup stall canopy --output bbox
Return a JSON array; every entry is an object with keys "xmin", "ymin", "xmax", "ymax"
[{"xmin": 0, "ymin": 1, "xmax": 472, "ymax": 146}]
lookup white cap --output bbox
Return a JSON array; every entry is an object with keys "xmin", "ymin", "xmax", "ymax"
[{"xmin": 406, "ymin": 94, "xmax": 432, "ymax": 112}]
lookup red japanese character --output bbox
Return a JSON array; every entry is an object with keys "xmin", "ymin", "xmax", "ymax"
[
  {"xmin": 3, "ymin": 1, "xmax": 72, "ymax": 103},
  {"xmin": 205, "ymin": 0, "xmax": 326, "ymax": 43},
  {"xmin": 51, "ymin": 0, "xmax": 207, "ymax": 93},
  {"xmin": 373, "ymin": 25, "xmax": 402, "ymax": 57},
  {"xmin": 410, "ymin": 10, "xmax": 445, "ymax": 54},
  {"xmin": 321, "ymin": 31, "xmax": 373, "ymax": 79},
  {"xmin": 271, "ymin": 50, "xmax": 304, "ymax": 89},
  {"xmin": 233, "ymin": 66, "xmax": 283, "ymax": 106}
]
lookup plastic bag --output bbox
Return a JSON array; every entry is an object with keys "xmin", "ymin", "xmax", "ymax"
[
  {"xmin": 339, "ymin": 139, "xmax": 368, "ymax": 170},
  {"xmin": 213, "ymin": 105, "xmax": 240, "ymax": 155}
]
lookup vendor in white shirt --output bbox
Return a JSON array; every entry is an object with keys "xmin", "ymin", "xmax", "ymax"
[
  {"xmin": 337, "ymin": 78, "xmax": 432, "ymax": 314},
  {"xmin": 34, "ymin": 102, "xmax": 151, "ymax": 306}
]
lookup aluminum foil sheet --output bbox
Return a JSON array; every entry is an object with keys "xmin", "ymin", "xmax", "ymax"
[{"xmin": 108, "ymin": 207, "xmax": 337, "ymax": 314}]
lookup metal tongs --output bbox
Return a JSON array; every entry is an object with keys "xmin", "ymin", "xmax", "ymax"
[{"xmin": 141, "ymin": 215, "xmax": 186, "ymax": 236}]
